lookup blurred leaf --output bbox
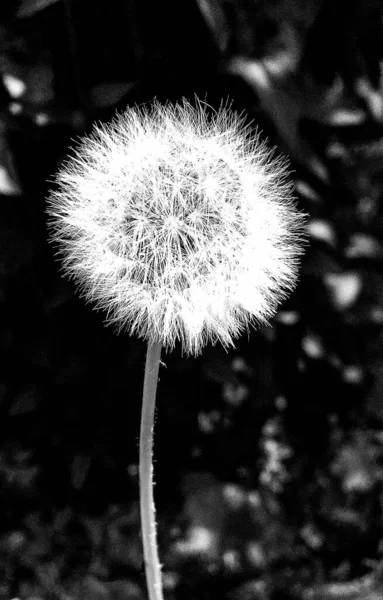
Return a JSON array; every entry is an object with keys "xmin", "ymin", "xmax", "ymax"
[
  {"xmin": 2, "ymin": 74, "xmax": 26, "ymax": 99},
  {"xmin": 331, "ymin": 432, "xmax": 380, "ymax": 493},
  {"xmin": 195, "ymin": 0, "xmax": 230, "ymax": 54},
  {"xmin": 326, "ymin": 107, "xmax": 366, "ymax": 126},
  {"xmin": 296, "ymin": 178, "xmax": 324, "ymax": 206},
  {"xmin": 308, "ymin": 219, "xmax": 337, "ymax": 246},
  {"xmin": 175, "ymin": 473, "xmax": 227, "ymax": 560},
  {"xmin": 346, "ymin": 233, "xmax": 383, "ymax": 260},
  {"xmin": 17, "ymin": 0, "xmax": 62, "ymax": 18},
  {"xmin": 355, "ymin": 77, "xmax": 383, "ymax": 122},
  {"xmin": 303, "ymin": 571, "xmax": 383, "ymax": 600},
  {"xmin": 0, "ymin": 166, "xmax": 20, "ymax": 195},
  {"xmin": 301, "ymin": 333, "xmax": 325, "ymax": 360},
  {"xmin": 0, "ymin": 122, "xmax": 22, "ymax": 196},
  {"xmin": 325, "ymin": 273, "xmax": 363, "ymax": 311},
  {"xmin": 227, "ymin": 56, "xmax": 329, "ymax": 180}
]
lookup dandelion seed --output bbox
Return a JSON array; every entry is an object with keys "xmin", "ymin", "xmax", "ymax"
[{"xmin": 47, "ymin": 99, "xmax": 305, "ymax": 355}]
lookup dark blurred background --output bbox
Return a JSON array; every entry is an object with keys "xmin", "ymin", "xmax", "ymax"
[{"xmin": 1, "ymin": 0, "xmax": 383, "ymax": 598}]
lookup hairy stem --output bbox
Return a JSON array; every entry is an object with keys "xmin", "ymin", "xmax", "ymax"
[{"xmin": 140, "ymin": 341, "xmax": 164, "ymax": 600}]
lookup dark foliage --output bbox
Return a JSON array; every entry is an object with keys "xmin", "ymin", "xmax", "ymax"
[{"xmin": 0, "ymin": 0, "xmax": 383, "ymax": 598}]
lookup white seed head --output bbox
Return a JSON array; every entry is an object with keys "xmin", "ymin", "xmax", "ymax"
[{"xmin": 47, "ymin": 99, "xmax": 305, "ymax": 355}]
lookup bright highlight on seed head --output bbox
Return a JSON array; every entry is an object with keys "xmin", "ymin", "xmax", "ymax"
[{"xmin": 47, "ymin": 99, "xmax": 305, "ymax": 355}]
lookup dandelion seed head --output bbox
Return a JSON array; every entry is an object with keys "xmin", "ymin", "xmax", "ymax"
[{"xmin": 47, "ymin": 99, "xmax": 305, "ymax": 355}]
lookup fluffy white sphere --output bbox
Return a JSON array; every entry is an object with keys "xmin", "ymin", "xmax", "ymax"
[{"xmin": 47, "ymin": 99, "xmax": 305, "ymax": 355}]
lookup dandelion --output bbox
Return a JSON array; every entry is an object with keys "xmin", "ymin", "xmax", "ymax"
[
  {"xmin": 47, "ymin": 99, "xmax": 304, "ymax": 356},
  {"xmin": 47, "ymin": 98, "xmax": 305, "ymax": 600}
]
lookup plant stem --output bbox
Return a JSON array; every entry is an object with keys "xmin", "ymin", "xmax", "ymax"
[{"xmin": 140, "ymin": 341, "xmax": 164, "ymax": 600}]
